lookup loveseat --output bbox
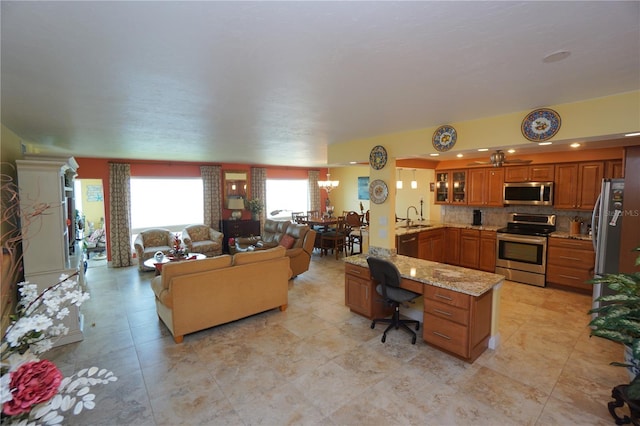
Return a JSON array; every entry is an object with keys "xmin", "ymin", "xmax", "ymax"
[
  {"xmin": 134, "ymin": 228, "xmax": 173, "ymax": 271},
  {"xmin": 181, "ymin": 224, "xmax": 223, "ymax": 257},
  {"xmin": 234, "ymin": 220, "xmax": 316, "ymax": 277},
  {"xmin": 150, "ymin": 246, "xmax": 291, "ymax": 343}
]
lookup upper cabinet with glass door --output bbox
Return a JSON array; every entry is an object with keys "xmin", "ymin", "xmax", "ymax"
[{"xmin": 434, "ymin": 170, "xmax": 467, "ymax": 205}]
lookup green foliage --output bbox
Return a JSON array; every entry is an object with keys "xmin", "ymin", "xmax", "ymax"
[
  {"xmin": 245, "ymin": 198, "xmax": 263, "ymax": 214},
  {"xmin": 589, "ymin": 246, "xmax": 640, "ymax": 396}
]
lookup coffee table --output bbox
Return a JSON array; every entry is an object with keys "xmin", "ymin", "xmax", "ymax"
[{"xmin": 143, "ymin": 253, "xmax": 206, "ymax": 275}]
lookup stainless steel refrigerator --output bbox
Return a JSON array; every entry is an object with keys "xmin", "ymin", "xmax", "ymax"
[{"xmin": 591, "ymin": 178, "xmax": 625, "ymax": 312}]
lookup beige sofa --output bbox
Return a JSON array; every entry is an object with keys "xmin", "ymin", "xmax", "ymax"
[
  {"xmin": 234, "ymin": 220, "xmax": 316, "ymax": 277},
  {"xmin": 150, "ymin": 246, "xmax": 291, "ymax": 343}
]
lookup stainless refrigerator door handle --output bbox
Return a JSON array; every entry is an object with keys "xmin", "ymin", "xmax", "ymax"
[{"xmin": 591, "ymin": 192, "xmax": 601, "ymax": 252}]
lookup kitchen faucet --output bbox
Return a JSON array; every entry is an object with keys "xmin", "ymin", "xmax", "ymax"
[{"xmin": 406, "ymin": 206, "xmax": 418, "ymax": 227}]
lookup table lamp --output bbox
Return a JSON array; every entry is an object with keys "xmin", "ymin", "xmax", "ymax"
[{"xmin": 228, "ymin": 198, "xmax": 245, "ymax": 220}]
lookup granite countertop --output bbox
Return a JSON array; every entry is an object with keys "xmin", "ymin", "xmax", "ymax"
[
  {"xmin": 394, "ymin": 220, "xmax": 501, "ymax": 236},
  {"xmin": 549, "ymin": 231, "xmax": 592, "ymax": 241},
  {"xmin": 344, "ymin": 253, "xmax": 503, "ymax": 297}
]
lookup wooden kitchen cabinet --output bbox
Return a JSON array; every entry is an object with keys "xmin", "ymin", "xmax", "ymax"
[
  {"xmin": 467, "ymin": 168, "xmax": 504, "ymax": 207},
  {"xmin": 546, "ymin": 237, "xmax": 595, "ymax": 293},
  {"xmin": 504, "ymin": 164, "xmax": 555, "ymax": 182},
  {"xmin": 605, "ymin": 159, "xmax": 624, "ymax": 179},
  {"xmin": 423, "ymin": 285, "xmax": 493, "ymax": 362},
  {"xmin": 554, "ymin": 162, "xmax": 604, "ymax": 210},
  {"xmin": 344, "ymin": 263, "xmax": 394, "ymax": 319},
  {"xmin": 419, "ymin": 228, "xmax": 444, "ymax": 262},
  {"xmin": 479, "ymin": 231, "xmax": 497, "ymax": 272},
  {"xmin": 459, "ymin": 229, "xmax": 480, "ymax": 269},
  {"xmin": 434, "ymin": 170, "xmax": 467, "ymax": 205},
  {"xmin": 444, "ymin": 227, "xmax": 461, "ymax": 266}
]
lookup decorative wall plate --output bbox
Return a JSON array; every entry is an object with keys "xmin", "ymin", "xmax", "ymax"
[
  {"xmin": 432, "ymin": 125, "xmax": 457, "ymax": 152},
  {"xmin": 521, "ymin": 108, "xmax": 561, "ymax": 142},
  {"xmin": 369, "ymin": 145, "xmax": 388, "ymax": 170},
  {"xmin": 369, "ymin": 179, "xmax": 389, "ymax": 204}
]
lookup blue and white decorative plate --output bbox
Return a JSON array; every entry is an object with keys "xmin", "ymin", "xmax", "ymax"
[
  {"xmin": 521, "ymin": 108, "xmax": 561, "ymax": 142},
  {"xmin": 369, "ymin": 145, "xmax": 388, "ymax": 170},
  {"xmin": 432, "ymin": 125, "xmax": 457, "ymax": 152},
  {"xmin": 369, "ymin": 179, "xmax": 389, "ymax": 204}
]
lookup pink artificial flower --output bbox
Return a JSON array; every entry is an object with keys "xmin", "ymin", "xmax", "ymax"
[{"xmin": 2, "ymin": 360, "xmax": 62, "ymax": 416}]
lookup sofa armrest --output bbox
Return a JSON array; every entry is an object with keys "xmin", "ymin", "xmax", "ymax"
[
  {"xmin": 209, "ymin": 228, "xmax": 224, "ymax": 244},
  {"xmin": 182, "ymin": 228, "xmax": 193, "ymax": 246}
]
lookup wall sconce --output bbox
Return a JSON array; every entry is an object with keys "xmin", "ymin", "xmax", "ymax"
[
  {"xmin": 411, "ymin": 169, "xmax": 418, "ymax": 189},
  {"xmin": 396, "ymin": 169, "xmax": 403, "ymax": 189}
]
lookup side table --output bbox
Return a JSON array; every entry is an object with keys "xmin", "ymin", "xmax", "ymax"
[{"xmin": 221, "ymin": 219, "xmax": 260, "ymax": 253}]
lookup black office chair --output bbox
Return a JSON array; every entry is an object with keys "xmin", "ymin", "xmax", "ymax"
[{"xmin": 367, "ymin": 257, "xmax": 421, "ymax": 344}]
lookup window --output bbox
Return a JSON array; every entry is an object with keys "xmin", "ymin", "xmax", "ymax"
[
  {"xmin": 265, "ymin": 179, "xmax": 309, "ymax": 220},
  {"xmin": 130, "ymin": 178, "xmax": 203, "ymax": 233}
]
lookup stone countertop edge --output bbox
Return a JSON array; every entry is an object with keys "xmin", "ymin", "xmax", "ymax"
[
  {"xmin": 344, "ymin": 253, "xmax": 503, "ymax": 297},
  {"xmin": 548, "ymin": 231, "xmax": 592, "ymax": 241},
  {"xmin": 394, "ymin": 221, "xmax": 501, "ymax": 236}
]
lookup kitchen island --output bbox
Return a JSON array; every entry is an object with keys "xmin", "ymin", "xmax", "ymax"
[{"xmin": 344, "ymin": 253, "xmax": 504, "ymax": 362}]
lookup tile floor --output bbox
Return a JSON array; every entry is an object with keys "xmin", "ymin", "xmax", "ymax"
[{"xmin": 46, "ymin": 253, "xmax": 629, "ymax": 425}]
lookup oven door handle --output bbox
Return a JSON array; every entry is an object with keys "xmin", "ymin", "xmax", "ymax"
[{"xmin": 497, "ymin": 234, "xmax": 546, "ymax": 244}]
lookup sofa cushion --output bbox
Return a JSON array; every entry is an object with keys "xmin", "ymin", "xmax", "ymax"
[
  {"xmin": 279, "ymin": 234, "xmax": 296, "ymax": 249},
  {"xmin": 151, "ymin": 255, "xmax": 233, "ymax": 308},
  {"xmin": 233, "ymin": 246, "xmax": 286, "ymax": 266}
]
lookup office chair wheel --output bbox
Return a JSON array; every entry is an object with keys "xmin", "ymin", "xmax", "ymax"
[
  {"xmin": 381, "ymin": 334, "xmax": 386, "ymax": 343},
  {"xmin": 415, "ymin": 323, "xmax": 420, "ymax": 331},
  {"xmin": 411, "ymin": 335, "xmax": 416, "ymax": 344},
  {"xmin": 370, "ymin": 321, "xmax": 375, "ymax": 329}
]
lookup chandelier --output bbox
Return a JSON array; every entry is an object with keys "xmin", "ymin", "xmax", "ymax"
[{"xmin": 318, "ymin": 173, "xmax": 339, "ymax": 193}]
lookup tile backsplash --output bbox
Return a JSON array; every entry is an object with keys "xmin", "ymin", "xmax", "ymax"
[{"xmin": 440, "ymin": 205, "xmax": 592, "ymax": 233}]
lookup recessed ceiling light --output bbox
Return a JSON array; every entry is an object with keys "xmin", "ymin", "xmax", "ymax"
[
  {"xmin": 538, "ymin": 142, "xmax": 553, "ymax": 146},
  {"xmin": 478, "ymin": 148, "xmax": 489, "ymax": 152},
  {"xmin": 456, "ymin": 153, "xmax": 463, "ymax": 158},
  {"xmin": 507, "ymin": 149, "xmax": 515, "ymax": 154},
  {"xmin": 429, "ymin": 153, "xmax": 439, "ymax": 157},
  {"xmin": 543, "ymin": 50, "xmax": 570, "ymax": 63},
  {"xmin": 570, "ymin": 143, "xmax": 581, "ymax": 148},
  {"xmin": 625, "ymin": 132, "xmax": 640, "ymax": 137}
]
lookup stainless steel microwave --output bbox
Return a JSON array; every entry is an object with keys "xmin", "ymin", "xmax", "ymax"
[{"xmin": 503, "ymin": 182, "xmax": 554, "ymax": 206}]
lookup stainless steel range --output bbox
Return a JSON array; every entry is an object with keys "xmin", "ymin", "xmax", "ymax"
[{"xmin": 495, "ymin": 213, "xmax": 556, "ymax": 287}]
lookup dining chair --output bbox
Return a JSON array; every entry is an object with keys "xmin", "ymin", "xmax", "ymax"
[
  {"xmin": 320, "ymin": 216, "xmax": 347, "ymax": 259},
  {"xmin": 345, "ymin": 211, "xmax": 363, "ymax": 255}
]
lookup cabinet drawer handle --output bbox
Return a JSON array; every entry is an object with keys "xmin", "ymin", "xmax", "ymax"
[
  {"xmin": 350, "ymin": 269, "xmax": 362, "ymax": 275},
  {"xmin": 402, "ymin": 237, "xmax": 417, "ymax": 243},
  {"xmin": 559, "ymin": 274, "xmax": 580, "ymax": 280},
  {"xmin": 435, "ymin": 293, "xmax": 453, "ymax": 301},
  {"xmin": 433, "ymin": 331, "xmax": 452, "ymax": 340},
  {"xmin": 558, "ymin": 256, "xmax": 581, "ymax": 261},
  {"xmin": 365, "ymin": 287, "xmax": 368, "ymax": 299},
  {"xmin": 433, "ymin": 309, "xmax": 452, "ymax": 317}
]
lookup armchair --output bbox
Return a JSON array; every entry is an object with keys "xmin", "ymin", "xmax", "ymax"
[
  {"xmin": 182, "ymin": 224, "xmax": 223, "ymax": 258},
  {"xmin": 134, "ymin": 228, "xmax": 173, "ymax": 271}
]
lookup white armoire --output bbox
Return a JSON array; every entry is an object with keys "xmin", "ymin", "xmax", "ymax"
[{"xmin": 16, "ymin": 156, "xmax": 84, "ymax": 346}]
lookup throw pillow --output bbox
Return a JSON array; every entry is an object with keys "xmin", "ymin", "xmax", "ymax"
[{"xmin": 279, "ymin": 234, "xmax": 295, "ymax": 249}]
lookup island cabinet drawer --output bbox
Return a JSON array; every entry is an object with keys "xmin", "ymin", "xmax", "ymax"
[
  {"xmin": 345, "ymin": 263, "xmax": 370, "ymax": 280},
  {"xmin": 423, "ymin": 313, "xmax": 469, "ymax": 357},
  {"xmin": 424, "ymin": 299, "xmax": 469, "ymax": 326},
  {"xmin": 548, "ymin": 237, "xmax": 593, "ymax": 251},
  {"xmin": 424, "ymin": 285, "xmax": 470, "ymax": 309},
  {"xmin": 400, "ymin": 278, "xmax": 423, "ymax": 295}
]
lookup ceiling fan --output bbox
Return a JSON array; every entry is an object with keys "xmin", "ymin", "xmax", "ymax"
[{"xmin": 468, "ymin": 150, "xmax": 532, "ymax": 167}]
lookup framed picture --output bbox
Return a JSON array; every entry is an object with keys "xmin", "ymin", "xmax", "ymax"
[{"xmin": 358, "ymin": 177, "xmax": 369, "ymax": 200}]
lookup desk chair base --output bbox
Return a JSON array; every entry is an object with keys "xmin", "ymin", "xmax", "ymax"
[{"xmin": 371, "ymin": 304, "xmax": 420, "ymax": 344}]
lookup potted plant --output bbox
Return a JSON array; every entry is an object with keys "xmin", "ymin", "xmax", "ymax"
[
  {"xmin": 245, "ymin": 198, "xmax": 263, "ymax": 220},
  {"xmin": 589, "ymin": 246, "xmax": 640, "ymax": 399}
]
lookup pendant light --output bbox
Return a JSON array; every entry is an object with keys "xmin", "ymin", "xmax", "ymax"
[
  {"xmin": 396, "ymin": 169, "xmax": 403, "ymax": 189},
  {"xmin": 411, "ymin": 169, "xmax": 418, "ymax": 189}
]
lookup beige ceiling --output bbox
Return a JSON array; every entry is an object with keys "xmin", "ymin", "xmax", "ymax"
[{"xmin": 2, "ymin": 1, "xmax": 639, "ymax": 167}]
